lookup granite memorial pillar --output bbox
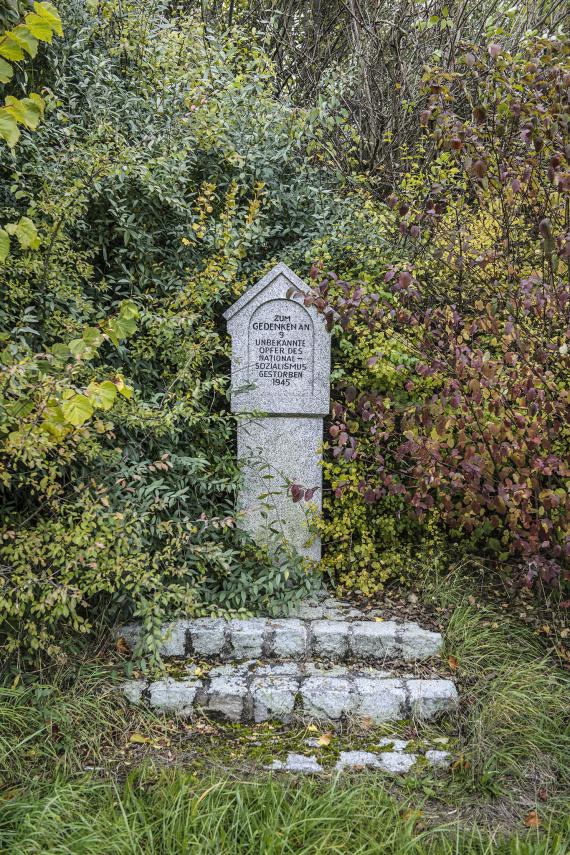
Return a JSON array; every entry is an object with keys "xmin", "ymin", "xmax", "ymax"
[{"xmin": 224, "ymin": 263, "xmax": 331, "ymax": 560}]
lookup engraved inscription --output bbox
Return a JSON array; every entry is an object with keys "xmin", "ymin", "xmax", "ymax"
[{"xmin": 248, "ymin": 299, "xmax": 314, "ymax": 390}]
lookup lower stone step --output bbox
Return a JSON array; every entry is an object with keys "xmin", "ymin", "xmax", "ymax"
[
  {"xmin": 122, "ymin": 662, "xmax": 458, "ymax": 724},
  {"xmin": 269, "ymin": 747, "xmax": 452, "ymax": 774},
  {"xmin": 118, "ymin": 616, "xmax": 442, "ymax": 663}
]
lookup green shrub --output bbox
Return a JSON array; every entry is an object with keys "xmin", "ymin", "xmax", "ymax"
[{"xmin": 0, "ymin": 0, "xmax": 358, "ymax": 662}]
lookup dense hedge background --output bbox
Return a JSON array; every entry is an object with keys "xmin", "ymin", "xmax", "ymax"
[{"xmin": 0, "ymin": 1, "xmax": 568, "ymax": 663}]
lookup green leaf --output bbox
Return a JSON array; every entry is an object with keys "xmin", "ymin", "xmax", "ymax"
[
  {"xmin": 50, "ymin": 343, "xmax": 70, "ymax": 359},
  {"xmin": 13, "ymin": 216, "xmax": 40, "ymax": 249},
  {"xmin": 0, "ymin": 109, "xmax": 20, "ymax": 147},
  {"xmin": 34, "ymin": 2, "xmax": 64, "ymax": 37},
  {"xmin": 119, "ymin": 299, "xmax": 139, "ymax": 320},
  {"xmin": 11, "ymin": 25, "xmax": 39, "ymax": 57},
  {"xmin": 0, "ymin": 229, "xmax": 9, "ymax": 263},
  {"xmin": 68, "ymin": 338, "xmax": 89, "ymax": 358},
  {"xmin": 28, "ymin": 92, "xmax": 45, "ymax": 114},
  {"xmin": 4, "ymin": 96, "xmax": 43, "ymax": 131},
  {"xmin": 82, "ymin": 327, "xmax": 104, "ymax": 347},
  {"xmin": 108, "ymin": 315, "xmax": 137, "ymax": 342},
  {"xmin": 0, "ymin": 34, "xmax": 26, "ymax": 61},
  {"xmin": 114, "ymin": 375, "xmax": 133, "ymax": 399},
  {"xmin": 41, "ymin": 405, "xmax": 69, "ymax": 439},
  {"xmin": 0, "ymin": 56, "xmax": 13, "ymax": 84},
  {"xmin": 25, "ymin": 13, "xmax": 54, "ymax": 42},
  {"xmin": 61, "ymin": 394, "xmax": 94, "ymax": 427},
  {"xmin": 86, "ymin": 380, "xmax": 117, "ymax": 411}
]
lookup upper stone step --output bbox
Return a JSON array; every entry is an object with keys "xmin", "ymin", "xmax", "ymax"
[
  {"xmin": 122, "ymin": 661, "xmax": 458, "ymax": 724},
  {"xmin": 119, "ymin": 616, "xmax": 442, "ymax": 663}
]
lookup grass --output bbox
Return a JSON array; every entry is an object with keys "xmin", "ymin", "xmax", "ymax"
[
  {"xmin": 1, "ymin": 771, "xmax": 569, "ymax": 855},
  {"xmin": 446, "ymin": 605, "xmax": 569, "ymax": 789},
  {"xmin": 0, "ymin": 566, "xmax": 568, "ymax": 853},
  {"xmin": 431, "ymin": 568, "xmax": 569, "ymax": 800}
]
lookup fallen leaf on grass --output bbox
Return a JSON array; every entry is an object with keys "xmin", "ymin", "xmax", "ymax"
[
  {"xmin": 318, "ymin": 732, "xmax": 332, "ymax": 747},
  {"xmin": 184, "ymin": 721, "xmax": 217, "ymax": 735},
  {"xmin": 116, "ymin": 636, "xmax": 131, "ymax": 655},
  {"xmin": 451, "ymin": 755, "xmax": 470, "ymax": 771},
  {"xmin": 128, "ymin": 733, "xmax": 152, "ymax": 745},
  {"xmin": 128, "ymin": 733, "xmax": 170, "ymax": 749},
  {"xmin": 524, "ymin": 810, "xmax": 541, "ymax": 828},
  {"xmin": 307, "ymin": 724, "xmax": 319, "ymax": 733},
  {"xmin": 447, "ymin": 655, "xmax": 459, "ymax": 671}
]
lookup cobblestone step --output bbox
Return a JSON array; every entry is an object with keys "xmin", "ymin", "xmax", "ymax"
[
  {"xmin": 119, "ymin": 616, "xmax": 442, "ymax": 663},
  {"xmin": 268, "ymin": 746, "xmax": 452, "ymax": 775},
  {"xmin": 122, "ymin": 661, "xmax": 458, "ymax": 724}
]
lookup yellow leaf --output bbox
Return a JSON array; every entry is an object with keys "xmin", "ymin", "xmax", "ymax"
[
  {"xmin": 307, "ymin": 724, "xmax": 319, "ymax": 733},
  {"xmin": 374, "ymin": 617, "xmax": 384, "ymax": 622},
  {"xmin": 128, "ymin": 733, "xmax": 152, "ymax": 745},
  {"xmin": 318, "ymin": 732, "xmax": 332, "ymax": 746}
]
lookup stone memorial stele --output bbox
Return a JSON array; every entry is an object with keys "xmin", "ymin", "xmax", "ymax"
[{"xmin": 224, "ymin": 262, "xmax": 331, "ymax": 560}]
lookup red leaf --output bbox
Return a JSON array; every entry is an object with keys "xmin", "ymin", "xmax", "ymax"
[{"xmin": 290, "ymin": 484, "xmax": 303, "ymax": 502}]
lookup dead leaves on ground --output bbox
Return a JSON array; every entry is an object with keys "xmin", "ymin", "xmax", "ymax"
[
  {"xmin": 128, "ymin": 732, "xmax": 170, "ymax": 750},
  {"xmin": 115, "ymin": 636, "xmax": 131, "ymax": 656},
  {"xmin": 523, "ymin": 809, "xmax": 541, "ymax": 828}
]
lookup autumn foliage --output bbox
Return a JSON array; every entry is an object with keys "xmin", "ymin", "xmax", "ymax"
[{"xmin": 306, "ymin": 37, "xmax": 570, "ymax": 588}]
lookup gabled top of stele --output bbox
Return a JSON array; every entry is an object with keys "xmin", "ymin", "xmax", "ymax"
[{"xmin": 223, "ymin": 262, "xmax": 309, "ymax": 322}]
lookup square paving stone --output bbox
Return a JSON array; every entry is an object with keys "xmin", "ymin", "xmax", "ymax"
[
  {"xmin": 336, "ymin": 750, "xmax": 382, "ymax": 770},
  {"xmin": 377, "ymin": 752, "xmax": 418, "ymax": 773},
  {"xmin": 269, "ymin": 619, "xmax": 307, "ymax": 658},
  {"xmin": 300, "ymin": 675, "xmax": 354, "ymax": 720},
  {"xmin": 353, "ymin": 678, "xmax": 406, "ymax": 722},
  {"xmin": 408, "ymin": 679, "xmax": 458, "ymax": 719},
  {"xmin": 148, "ymin": 678, "xmax": 201, "ymax": 715},
  {"xmin": 204, "ymin": 675, "xmax": 249, "ymax": 721},
  {"xmin": 250, "ymin": 676, "xmax": 299, "ymax": 723},
  {"xmin": 189, "ymin": 618, "xmax": 226, "ymax": 657},
  {"xmin": 349, "ymin": 621, "xmax": 400, "ymax": 659},
  {"xmin": 228, "ymin": 618, "xmax": 266, "ymax": 659},
  {"xmin": 311, "ymin": 620, "xmax": 349, "ymax": 659},
  {"xmin": 269, "ymin": 753, "xmax": 322, "ymax": 773},
  {"xmin": 399, "ymin": 623, "xmax": 442, "ymax": 660}
]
